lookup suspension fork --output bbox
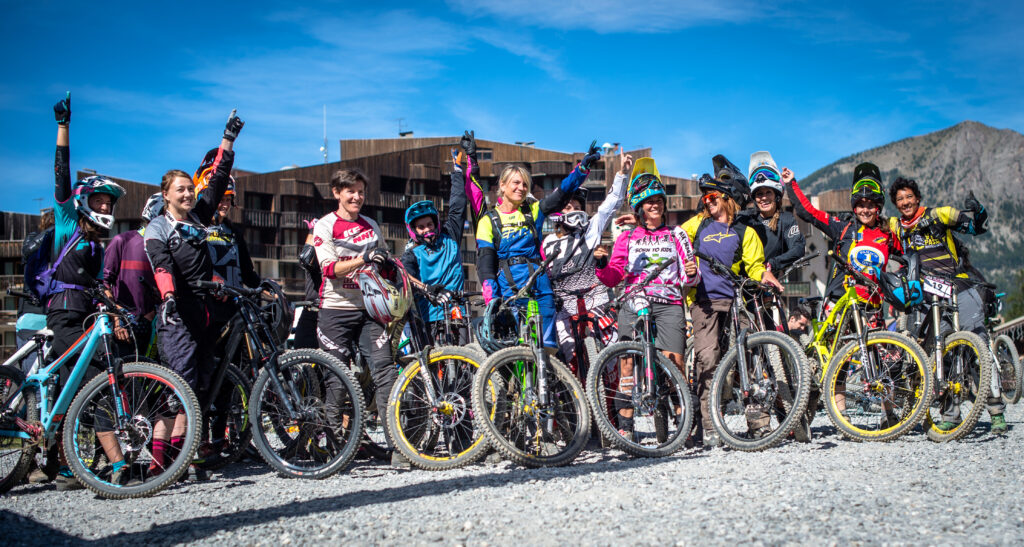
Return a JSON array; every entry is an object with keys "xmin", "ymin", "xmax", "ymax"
[
  {"xmin": 931, "ymin": 296, "xmax": 945, "ymax": 386},
  {"xmin": 639, "ymin": 308, "xmax": 657, "ymax": 399},
  {"xmin": 733, "ymin": 295, "xmax": 753, "ymax": 393},
  {"xmin": 850, "ymin": 303, "xmax": 879, "ymax": 380},
  {"xmin": 97, "ymin": 316, "xmax": 132, "ymax": 429}
]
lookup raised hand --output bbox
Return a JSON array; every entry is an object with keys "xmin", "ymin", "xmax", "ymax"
[
  {"xmin": 781, "ymin": 167, "xmax": 795, "ymax": 184},
  {"xmin": 223, "ymin": 109, "xmax": 245, "ymax": 142},
  {"xmin": 964, "ymin": 190, "xmax": 984, "ymax": 214},
  {"xmin": 460, "ymin": 130, "xmax": 476, "ymax": 157},
  {"xmin": 54, "ymin": 92, "xmax": 71, "ymax": 125},
  {"xmin": 581, "ymin": 140, "xmax": 601, "ymax": 171},
  {"xmin": 619, "ymin": 153, "xmax": 634, "ymax": 176}
]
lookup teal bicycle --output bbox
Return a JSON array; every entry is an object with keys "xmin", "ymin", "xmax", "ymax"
[
  {"xmin": 0, "ymin": 287, "xmax": 200, "ymax": 498},
  {"xmin": 471, "ymin": 253, "xmax": 591, "ymax": 467}
]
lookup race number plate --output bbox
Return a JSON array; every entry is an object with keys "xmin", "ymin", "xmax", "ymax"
[{"xmin": 922, "ymin": 275, "xmax": 953, "ymax": 298}]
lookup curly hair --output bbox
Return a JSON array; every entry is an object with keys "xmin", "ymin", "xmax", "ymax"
[{"xmin": 889, "ymin": 177, "xmax": 921, "ymax": 203}]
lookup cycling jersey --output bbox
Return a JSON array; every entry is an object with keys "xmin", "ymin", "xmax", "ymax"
[
  {"xmin": 787, "ymin": 179, "xmax": 901, "ymax": 305},
  {"xmin": 401, "ymin": 166, "xmax": 472, "ymax": 323},
  {"xmin": 312, "ymin": 212, "xmax": 383, "ymax": 310},
  {"xmin": 889, "ymin": 205, "xmax": 986, "ymax": 278},
  {"xmin": 49, "ymin": 144, "xmax": 103, "ymax": 314},
  {"xmin": 543, "ymin": 172, "xmax": 627, "ymax": 315},
  {"xmin": 681, "ymin": 214, "xmax": 768, "ymax": 303},
  {"xmin": 103, "ymin": 228, "xmax": 158, "ymax": 317},
  {"xmin": 735, "ymin": 209, "xmax": 805, "ymax": 272},
  {"xmin": 596, "ymin": 223, "xmax": 700, "ymax": 305},
  {"xmin": 206, "ymin": 219, "xmax": 260, "ymax": 289}
]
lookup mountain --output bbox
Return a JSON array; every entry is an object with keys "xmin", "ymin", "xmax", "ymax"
[{"xmin": 799, "ymin": 121, "xmax": 1024, "ymax": 288}]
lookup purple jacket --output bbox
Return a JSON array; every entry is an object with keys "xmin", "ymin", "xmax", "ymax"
[{"xmin": 104, "ymin": 229, "xmax": 158, "ymax": 317}]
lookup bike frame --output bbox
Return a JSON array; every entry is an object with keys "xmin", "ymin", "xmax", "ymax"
[{"xmin": 0, "ymin": 311, "xmax": 123, "ymax": 441}]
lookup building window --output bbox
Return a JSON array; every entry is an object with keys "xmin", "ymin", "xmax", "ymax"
[{"xmin": 478, "ymin": 150, "xmax": 493, "ymax": 161}]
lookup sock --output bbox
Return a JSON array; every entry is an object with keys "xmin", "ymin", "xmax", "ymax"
[
  {"xmin": 149, "ymin": 439, "xmax": 169, "ymax": 473},
  {"xmin": 110, "ymin": 460, "xmax": 125, "ymax": 472},
  {"xmin": 58, "ymin": 465, "xmax": 73, "ymax": 478}
]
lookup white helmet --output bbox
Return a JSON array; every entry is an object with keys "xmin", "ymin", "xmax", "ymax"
[
  {"xmin": 358, "ymin": 258, "xmax": 412, "ymax": 328},
  {"xmin": 73, "ymin": 176, "xmax": 126, "ymax": 230},
  {"xmin": 748, "ymin": 151, "xmax": 783, "ymax": 197},
  {"xmin": 554, "ymin": 210, "xmax": 588, "ymax": 232},
  {"xmin": 141, "ymin": 193, "xmax": 165, "ymax": 223}
]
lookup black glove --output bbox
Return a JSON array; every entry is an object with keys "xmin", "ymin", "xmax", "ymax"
[
  {"xmin": 223, "ymin": 109, "xmax": 245, "ymax": 142},
  {"xmin": 581, "ymin": 139, "xmax": 601, "ymax": 172},
  {"xmin": 161, "ymin": 295, "xmax": 181, "ymax": 326},
  {"xmin": 54, "ymin": 92, "xmax": 71, "ymax": 125},
  {"xmin": 459, "ymin": 130, "xmax": 476, "ymax": 157},
  {"xmin": 964, "ymin": 191, "xmax": 984, "ymax": 214},
  {"xmin": 595, "ymin": 254, "xmax": 609, "ymax": 269},
  {"xmin": 362, "ymin": 247, "xmax": 389, "ymax": 265},
  {"xmin": 427, "ymin": 284, "xmax": 453, "ymax": 305}
]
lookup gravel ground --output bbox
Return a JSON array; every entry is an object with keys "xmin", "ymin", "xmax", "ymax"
[{"xmin": 2, "ymin": 405, "xmax": 1023, "ymax": 546}]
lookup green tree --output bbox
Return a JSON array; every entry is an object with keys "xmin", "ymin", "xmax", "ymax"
[{"xmin": 1006, "ymin": 269, "xmax": 1024, "ymax": 320}]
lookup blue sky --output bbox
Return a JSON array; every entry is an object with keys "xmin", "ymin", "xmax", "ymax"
[{"xmin": 2, "ymin": 1, "xmax": 1022, "ymax": 213}]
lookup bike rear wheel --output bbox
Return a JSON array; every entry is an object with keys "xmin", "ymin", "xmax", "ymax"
[
  {"xmin": 923, "ymin": 331, "xmax": 992, "ymax": 442},
  {"xmin": 387, "ymin": 346, "xmax": 489, "ymax": 470},
  {"xmin": 709, "ymin": 331, "xmax": 810, "ymax": 451},
  {"xmin": 250, "ymin": 349, "xmax": 364, "ymax": 479},
  {"xmin": 472, "ymin": 346, "xmax": 590, "ymax": 467},
  {"xmin": 993, "ymin": 334, "xmax": 1021, "ymax": 405},
  {"xmin": 0, "ymin": 366, "xmax": 35, "ymax": 493},
  {"xmin": 194, "ymin": 364, "xmax": 253, "ymax": 470},
  {"xmin": 586, "ymin": 341, "xmax": 693, "ymax": 457},
  {"xmin": 63, "ymin": 362, "xmax": 200, "ymax": 498},
  {"xmin": 823, "ymin": 331, "xmax": 931, "ymax": 442}
]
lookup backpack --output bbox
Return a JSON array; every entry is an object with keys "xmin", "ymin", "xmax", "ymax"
[{"xmin": 23, "ymin": 227, "xmax": 88, "ymax": 302}]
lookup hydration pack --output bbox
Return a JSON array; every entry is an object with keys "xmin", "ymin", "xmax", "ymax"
[{"xmin": 23, "ymin": 227, "xmax": 89, "ymax": 302}]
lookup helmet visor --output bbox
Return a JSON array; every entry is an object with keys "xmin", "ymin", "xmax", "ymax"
[
  {"xmin": 852, "ymin": 178, "xmax": 882, "ymax": 196},
  {"xmin": 750, "ymin": 168, "xmax": 780, "ymax": 184}
]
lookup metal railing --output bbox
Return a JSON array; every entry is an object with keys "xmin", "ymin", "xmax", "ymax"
[
  {"xmin": 243, "ymin": 209, "xmax": 281, "ymax": 228},
  {"xmin": 280, "ymin": 211, "xmax": 319, "ymax": 229}
]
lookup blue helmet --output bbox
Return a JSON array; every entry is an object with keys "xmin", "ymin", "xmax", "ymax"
[
  {"xmin": 628, "ymin": 173, "xmax": 666, "ymax": 211},
  {"xmin": 405, "ymin": 200, "xmax": 440, "ymax": 244}
]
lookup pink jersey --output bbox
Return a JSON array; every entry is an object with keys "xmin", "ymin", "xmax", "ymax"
[
  {"xmin": 312, "ymin": 212, "xmax": 383, "ymax": 310},
  {"xmin": 596, "ymin": 224, "xmax": 700, "ymax": 305}
]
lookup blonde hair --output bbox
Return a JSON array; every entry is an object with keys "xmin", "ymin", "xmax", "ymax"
[{"xmin": 497, "ymin": 164, "xmax": 532, "ymax": 201}]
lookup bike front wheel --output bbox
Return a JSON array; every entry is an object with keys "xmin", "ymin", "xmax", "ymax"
[
  {"xmin": 823, "ymin": 331, "xmax": 932, "ymax": 442},
  {"xmin": 709, "ymin": 331, "xmax": 810, "ymax": 451},
  {"xmin": 387, "ymin": 346, "xmax": 489, "ymax": 470},
  {"xmin": 472, "ymin": 346, "xmax": 590, "ymax": 467},
  {"xmin": 249, "ymin": 349, "xmax": 364, "ymax": 479},
  {"xmin": 993, "ymin": 334, "xmax": 1021, "ymax": 405},
  {"xmin": 0, "ymin": 366, "xmax": 35, "ymax": 493},
  {"xmin": 586, "ymin": 341, "xmax": 693, "ymax": 457},
  {"xmin": 63, "ymin": 362, "xmax": 201, "ymax": 498},
  {"xmin": 923, "ymin": 331, "xmax": 992, "ymax": 442}
]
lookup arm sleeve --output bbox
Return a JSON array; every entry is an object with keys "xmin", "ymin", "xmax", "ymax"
[
  {"xmin": 103, "ymin": 234, "xmax": 124, "ymax": 288},
  {"xmin": 55, "ymin": 145, "xmax": 72, "ymax": 203},
  {"xmin": 234, "ymin": 228, "xmax": 261, "ymax": 288},
  {"xmin": 786, "ymin": 179, "xmax": 834, "ymax": 237},
  {"xmin": 739, "ymin": 227, "xmax": 768, "ymax": 282},
  {"xmin": 443, "ymin": 167, "xmax": 468, "ymax": 242},
  {"xmin": 400, "ymin": 248, "xmax": 421, "ymax": 280},
  {"xmin": 192, "ymin": 148, "xmax": 235, "ymax": 225},
  {"xmin": 769, "ymin": 216, "xmax": 806, "ymax": 271},
  {"xmin": 596, "ymin": 232, "xmax": 629, "ymax": 287},
  {"xmin": 143, "ymin": 219, "xmax": 177, "ymax": 298},
  {"xmin": 465, "ymin": 158, "xmax": 486, "ymax": 228},
  {"xmin": 586, "ymin": 172, "xmax": 627, "ymax": 249},
  {"xmin": 313, "ymin": 218, "xmax": 341, "ymax": 280},
  {"xmin": 475, "ymin": 216, "xmax": 499, "ymax": 300}
]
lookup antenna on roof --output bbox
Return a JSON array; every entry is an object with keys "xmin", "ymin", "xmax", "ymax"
[
  {"xmin": 397, "ymin": 118, "xmax": 414, "ymax": 137},
  {"xmin": 319, "ymin": 104, "xmax": 328, "ymax": 164}
]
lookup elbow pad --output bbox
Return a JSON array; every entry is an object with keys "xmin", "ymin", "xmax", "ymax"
[
  {"xmin": 477, "ymin": 246, "xmax": 498, "ymax": 284},
  {"xmin": 298, "ymin": 244, "xmax": 318, "ymax": 273}
]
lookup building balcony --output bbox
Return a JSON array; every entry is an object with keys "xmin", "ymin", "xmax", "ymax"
[
  {"xmin": 281, "ymin": 211, "xmax": 319, "ymax": 229},
  {"xmin": 277, "ymin": 179, "xmax": 317, "ymax": 198},
  {"xmin": 0, "ymin": 275, "xmax": 23, "ymax": 290},
  {"xmin": 243, "ymin": 209, "xmax": 281, "ymax": 228},
  {"xmin": 783, "ymin": 281, "xmax": 811, "ymax": 297},
  {"xmin": 0, "ymin": 241, "xmax": 21, "ymax": 259},
  {"xmin": 249, "ymin": 243, "xmax": 285, "ymax": 260}
]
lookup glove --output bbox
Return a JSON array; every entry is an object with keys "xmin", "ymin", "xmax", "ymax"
[
  {"xmin": 581, "ymin": 139, "xmax": 601, "ymax": 172},
  {"xmin": 362, "ymin": 247, "xmax": 389, "ymax": 265},
  {"xmin": 161, "ymin": 295, "xmax": 181, "ymax": 326},
  {"xmin": 964, "ymin": 191, "xmax": 984, "ymax": 214},
  {"xmin": 459, "ymin": 130, "xmax": 476, "ymax": 157},
  {"xmin": 595, "ymin": 254, "xmax": 609, "ymax": 269},
  {"xmin": 427, "ymin": 284, "xmax": 453, "ymax": 305},
  {"xmin": 54, "ymin": 92, "xmax": 71, "ymax": 125},
  {"xmin": 223, "ymin": 109, "xmax": 245, "ymax": 142}
]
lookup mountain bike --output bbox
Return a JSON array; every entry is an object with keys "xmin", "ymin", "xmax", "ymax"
[
  {"xmin": 0, "ymin": 287, "xmax": 200, "ymax": 498},
  {"xmin": 386, "ymin": 289, "xmax": 489, "ymax": 470},
  {"xmin": 696, "ymin": 252, "xmax": 810, "ymax": 451},
  {"xmin": 900, "ymin": 272, "xmax": 993, "ymax": 441},
  {"xmin": 471, "ymin": 253, "xmax": 591, "ymax": 467},
  {"xmin": 816, "ymin": 252, "xmax": 932, "ymax": 441},
  {"xmin": 194, "ymin": 280, "xmax": 364, "ymax": 479},
  {"xmin": 585, "ymin": 260, "xmax": 694, "ymax": 457},
  {"xmin": 986, "ymin": 292, "xmax": 1021, "ymax": 405}
]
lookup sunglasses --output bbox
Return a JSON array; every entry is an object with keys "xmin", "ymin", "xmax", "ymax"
[
  {"xmin": 749, "ymin": 168, "xmax": 780, "ymax": 184},
  {"xmin": 702, "ymin": 191, "xmax": 724, "ymax": 203},
  {"xmin": 852, "ymin": 178, "xmax": 882, "ymax": 195}
]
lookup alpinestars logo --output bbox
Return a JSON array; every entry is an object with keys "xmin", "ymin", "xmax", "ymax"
[{"xmin": 703, "ymin": 232, "xmax": 736, "ymax": 244}]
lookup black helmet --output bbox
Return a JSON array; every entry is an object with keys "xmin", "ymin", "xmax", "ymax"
[
  {"xmin": 475, "ymin": 297, "xmax": 519, "ymax": 354},
  {"xmin": 851, "ymin": 162, "xmax": 885, "ymax": 208},
  {"xmin": 712, "ymin": 154, "xmax": 752, "ymax": 207}
]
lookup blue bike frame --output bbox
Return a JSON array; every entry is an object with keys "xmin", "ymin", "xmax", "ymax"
[{"xmin": 0, "ymin": 312, "xmax": 119, "ymax": 440}]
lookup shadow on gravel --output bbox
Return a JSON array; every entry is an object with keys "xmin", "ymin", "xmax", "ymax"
[
  {"xmin": 94, "ymin": 452, "xmax": 702, "ymax": 545},
  {"xmin": 0, "ymin": 509, "xmax": 81, "ymax": 545}
]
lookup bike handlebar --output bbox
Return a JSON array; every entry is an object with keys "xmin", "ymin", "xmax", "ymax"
[
  {"xmin": 6, "ymin": 288, "xmax": 40, "ymax": 307},
  {"xmin": 695, "ymin": 251, "xmax": 780, "ymax": 295},
  {"xmin": 190, "ymin": 280, "xmax": 264, "ymax": 298},
  {"xmin": 510, "ymin": 252, "xmax": 560, "ymax": 302},
  {"xmin": 777, "ymin": 251, "xmax": 820, "ymax": 280}
]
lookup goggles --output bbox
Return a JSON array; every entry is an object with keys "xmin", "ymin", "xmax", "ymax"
[
  {"xmin": 749, "ymin": 168, "xmax": 781, "ymax": 184},
  {"xmin": 629, "ymin": 174, "xmax": 662, "ymax": 197},
  {"xmin": 852, "ymin": 178, "xmax": 883, "ymax": 195}
]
